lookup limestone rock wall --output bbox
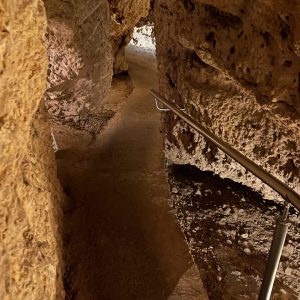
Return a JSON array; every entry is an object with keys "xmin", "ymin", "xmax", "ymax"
[
  {"xmin": 0, "ymin": 1, "xmax": 64, "ymax": 299},
  {"xmin": 44, "ymin": 0, "xmax": 150, "ymax": 124},
  {"xmin": 44, "ymin": 0, "xmax": 114, "ymax": 126},
  {"xmin": 154, "ymin": 0, "xmax": 300, "ymax": 199},
  {"xmin": 109, "ymin": 0, "xmax": 150, "ymax": 73}
]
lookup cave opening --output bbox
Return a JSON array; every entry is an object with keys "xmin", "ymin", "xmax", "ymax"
[{"xmin": 130, "ymin": 23, "xmax": 156, "ymax": 52}]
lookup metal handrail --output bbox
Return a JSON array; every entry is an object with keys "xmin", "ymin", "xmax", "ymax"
[
  {"xmin": 149, "ymin": 89, "xmax": 300, "ymax": 211},
  {"xmin": 155, "ymin": 98, "xmax": 186, "ymax": 112}
]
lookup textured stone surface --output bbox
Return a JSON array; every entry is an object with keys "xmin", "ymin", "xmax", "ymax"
[
  {"xmin": 44, "ymin": 0, "xmax": 113, "ymax": 126},
  {"xmin": 154, "ymin": 0, "xmax": 300, "ymax": 199},
  {"xmin": 0, "ymin": 1, "xmax": 64, "ymax": 299},
  {"xmin": 44, "ymin": 0, "xmax": 150, "ymax": 125},
  {"xmin": 109, "ymin": 0, "xmax": 150, "ymax": 73}
]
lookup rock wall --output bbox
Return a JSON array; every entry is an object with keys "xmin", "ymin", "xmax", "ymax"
[
  {"xmin": 45, "ymin": 0, "xmax": 150, "ymax": 125},
  {"xmin": 44, "ymin": 0, "xmax": 114, "ymax": 127},
  {"xmin": 154, "ymin": 0, "xmax": 300, "ymax": 200},
  {"xmin": 109, "ymin": 0, "xmax": 150, "ymax": 73},
  {"xmin": 0, "ymin": 1, "xmax": 64, "ymax": 299}
]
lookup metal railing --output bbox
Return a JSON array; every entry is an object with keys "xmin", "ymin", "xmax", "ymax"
[{"xmin": 149, "ymin": 89, "xmax": 300, "ymax": 300}]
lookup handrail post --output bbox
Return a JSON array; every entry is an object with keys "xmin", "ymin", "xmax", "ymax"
[{"xmin": 258, "ymin": 203, "xmax": 290, "ymax": 300}]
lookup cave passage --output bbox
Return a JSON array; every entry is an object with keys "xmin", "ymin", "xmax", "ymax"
[
  {"xmin": 54, "ymin": 45, "xmax": 208, "ymax": 299},
  {"xmin": 3, "ymin": 1, "xmax": 300, "ymax": 299},
  {"xmin": 51, "ymin": 25, "xmax": 300, "ymax": 299}
]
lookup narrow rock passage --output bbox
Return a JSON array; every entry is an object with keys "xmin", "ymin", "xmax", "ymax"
[{"xmin": 56, "ymin": 46, "xmax": 207, "ymax": 299}]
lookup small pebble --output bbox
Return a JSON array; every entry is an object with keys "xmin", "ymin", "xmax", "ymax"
[
  {"xmin": 241, "ymin": 233, "xmax": 248, "ymax": 239},
  {"xmin": 226, "ymin": 239, "xmax": 233, "ymax": 245},
  {"xmin": 219, "ymin": 218, "xmax": 226, "ymax": 224},
  {"xmin": 172, "ymin": 187, "xmax": 178, "ymax": 194},
  {"xmin": 232, "ymin": 271, "xmax": 241, "ymax": 276},
  {"xmin": 285, "ymin": 267, "xmax": 292, "ymax": 276},
  {"xmin": 284, "ymin": 244, "xmax": 294, "ymax": 255},
  {"xmin": 195, "ymin": 189, "xmax": 201, "ymax": 196},
  {"xmin": 244, "ymin": 248, "xmax": 251, "ymax": 255},
  {"xmin": 223, "ymin": 208, "xmax": 231, "ymax": 215}
]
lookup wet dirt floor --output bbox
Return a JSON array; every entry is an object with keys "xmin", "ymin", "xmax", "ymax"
[
  {"xmin": 53, "ymin": 46, "xmax": 208, "ymax": 300},
  {"xmin": 167, "ymin": 164, "xmax": 300, "ymax": 300}
]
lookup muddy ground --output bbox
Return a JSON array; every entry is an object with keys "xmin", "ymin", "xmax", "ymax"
[{"xmin": 167, "ymin": 164, "xmax": 300, "ymax": 299}]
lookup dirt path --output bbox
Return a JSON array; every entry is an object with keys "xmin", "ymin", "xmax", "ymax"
[{"xmin": 54, "ymin": 46, "xmax": 207, "ymax": 300}]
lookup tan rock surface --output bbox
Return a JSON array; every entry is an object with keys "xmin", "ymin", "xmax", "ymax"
[
  {"xmin": 0, "ymin": 1, "xmax": 64, "ymax": 299},
  {"xmin": 109, "ymin": 0, "xmax": 150, "ymax": 73},
  {"xmin": 44, "ymin": 0, "xmax": 114, "ymax": 126},
  {"xmin": 154, "ymin": 0, "xmax": 300, "ymax": 199},
  {"xmin": 44, "ymin": 0, "xmax": 150, "ymax": 124}
]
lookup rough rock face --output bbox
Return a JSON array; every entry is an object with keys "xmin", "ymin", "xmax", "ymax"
[
  {"xmin": 44, "ymin": 0, "xmax": 114, "ymax": 126},
  {"xmin": 0, "ymin": 1, "xmax": 64, "ymax": 299},
  {"xmin": 109, "ymin": 0, "xmax": 150, "ymax": 73},
  {"xmin": 154, "ymin": 0, "xmax": 300, "ymax": 199},
  {"xmin": 44, "ymin": 0, "xmax": 150, "ymax": 125}
]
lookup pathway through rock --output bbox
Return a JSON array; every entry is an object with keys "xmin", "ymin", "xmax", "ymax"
[{"xmin": 54, "ymin": 45, "xmax": 208, "ymax": 300}]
